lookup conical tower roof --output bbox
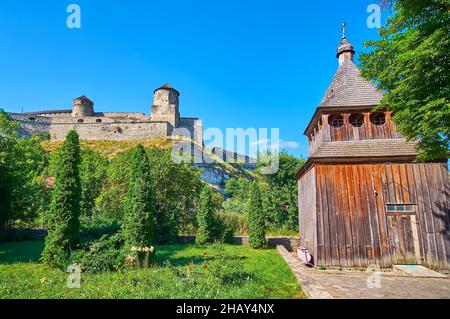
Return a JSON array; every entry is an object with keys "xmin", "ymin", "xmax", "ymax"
[{"xmin": 320, "ymin": 24, "xmax": 384, "ymax": 108}]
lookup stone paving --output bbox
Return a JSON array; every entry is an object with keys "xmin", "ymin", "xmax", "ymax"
[{"xmin": 277, "ymin": 245, "xmax": 450, "ymax": 299}]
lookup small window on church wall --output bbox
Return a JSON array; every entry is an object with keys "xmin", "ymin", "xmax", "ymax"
[
  {"xmin": 349, "ymin": 113, "xmax": 364, "ymax": 127},
  {"xmin": 77, "ymin": 119, "xmax": 84, "ymax": 123},
  {"xmin": 328, "ymin": 114, "xmax": 344, "ymax": 128},
  {"xmin": 386, "ymin": 204, "xmax": 415, "ymax": 213},
  {"xmin": 96, "ymin": 119, "xmax": 102, "ymax": 123},
  {"xmin": 370, "ymin": 112, "xmax": 386, "ymax": 126}
]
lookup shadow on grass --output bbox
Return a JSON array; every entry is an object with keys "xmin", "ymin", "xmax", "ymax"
[
  {"xmin": 155, "ymin": 244, "xmax": 248, "ymax": 267},
  {"xmin": 0, "ymin": 240, "xmax": 44, "ymax": 264}
]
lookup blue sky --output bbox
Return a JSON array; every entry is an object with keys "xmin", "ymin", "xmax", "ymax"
[{"xmin": 0, "ymin": 0, "xmax": 387, "ymax": 158}]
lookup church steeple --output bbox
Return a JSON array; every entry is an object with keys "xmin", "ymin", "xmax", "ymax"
[{"xmin": 336, "ymin": 22, "xmax": 355, "ymax": 65}]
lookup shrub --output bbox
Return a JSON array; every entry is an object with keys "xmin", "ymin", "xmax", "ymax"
[
  {"xmin": 221, "ymin": 227, "xmax": 235, "ymax": 244},
  {"xmin": 72, "ymin": 233, "xmax": 127, "ymax": 273},
  {"xmin": 217, "ymin": 211, "xmax": 248, "ymax": 235},
  {"xmin": 42, "ymin": 130, "xmax": 82, "ymax": 268},
  {"xmin": 123, "ymin": 145, "xmax": 156, "ymax": 248},
  {"xmin": 80, "ymin": 216, "xmax": 121, "ymax": 242},
  {"xmin": 247, "ymin": 182, "xmax": 266, "ymax": 249},
  {"xmin": 206, "ymin": 244, "xmax": 252, "ymax": 286}
]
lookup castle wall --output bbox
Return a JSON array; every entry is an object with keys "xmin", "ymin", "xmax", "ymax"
[
  {"xmin": 9, "ymin": 114, "xmax": 52, "ymax": 137},
  {"xmin": 178, "ymin": 117, "xmax": 203, "ymax": 145},
  {"xmin": 50, "ymin": 121, "xmax": 169, "ymax": 141}
]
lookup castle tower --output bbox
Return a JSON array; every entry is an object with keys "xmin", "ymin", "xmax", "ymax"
[
  {"xmin": 72, "ymin": 96, "xmax": 94, "ymax": 117},
  {"xmin": 151, "ymin": 83, "xmax": 180, "ymax": 130}
]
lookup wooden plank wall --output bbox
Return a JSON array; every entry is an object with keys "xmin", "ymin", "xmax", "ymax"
[
  {"xmin": 314, "ymin": 162, "xmax": 449, "ymax": 269},
  {"xmin": 298, "ymin": 167, "xmax": 317, "ymax": 256}
]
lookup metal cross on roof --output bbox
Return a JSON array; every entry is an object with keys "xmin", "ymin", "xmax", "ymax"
[{"xmin": 342, "ymin": 21, "xmax": 346, "ymax": 39}]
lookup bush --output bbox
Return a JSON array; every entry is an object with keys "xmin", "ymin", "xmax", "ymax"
[
  {"xmin": 247, "ymin": 182, "xmax": 266, "ymax": 249},
  {"xmin": 80, "ymin": 216, "xmax": 121, "ymax": 242},
  {"xmin": 206, "ymin": 244, "xmax": 252, "ymax": 286},
  {"xmin": 72, "ymin": 233, "xmax": 127, "ymax": 273},
  {"xmin": 221, "ymin": 227, "xmax": 235, "ymax": 244},
  {"xmin": 217, "ymin": 211, "xmax": 248, "ymax": 235}
]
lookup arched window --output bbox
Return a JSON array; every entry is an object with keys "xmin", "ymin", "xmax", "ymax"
[
  {"xmin": 96, "ymin": 119, "xmax": 102, "ymax": 123},
  {"xmin": 328, "ymin": 114, "xmax": 344, "ymax": 128},
  {"xmin": 77, "ymin": 119, "xmax": 84, "ymax": 123},
  {"xmin": 370, "ymin": 112, "xmax": 386, "ymax": 126},
  {"xmin": 349, "ymin": 113, "xmax": 364, "ymax": 127}
]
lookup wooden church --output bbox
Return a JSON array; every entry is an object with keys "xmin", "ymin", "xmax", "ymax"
[{"xmin": 296, "ymin": 27, "xmax": 449, "ymax": 269}]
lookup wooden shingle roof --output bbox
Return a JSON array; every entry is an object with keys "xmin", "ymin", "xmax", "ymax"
[
  {"xmin": 311, "ymin": 139, "xmax": 418, "ymax": 159},
  {"xmin": 320, "ymin": 60, "xmax": 384, "ymax": 108}
]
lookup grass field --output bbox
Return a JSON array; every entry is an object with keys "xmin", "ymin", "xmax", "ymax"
[{"xmin": 0, "ymin": 241, "xmax": 303, "ymax": 299}]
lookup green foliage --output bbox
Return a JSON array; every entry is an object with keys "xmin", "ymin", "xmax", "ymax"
[
  {"xmin": 42, "ymin": 130, "xmax": 82, "ymax": 268},
  {"xmin": 247, "ymin": 182, "xmax": 266, "ymax": 249},
  {"xmin": 360, "ymin": 0, "xmax": 450, "ymax": 160},
  {"xmin": 95, "ymin": 150, "xmax": 132, "ymax": 219},
  {"xmin": 195, "ymin": 188, "xmax": 216, "ymax": 244},
  {"xmin": 146, "ymin": 147, "xmax": 202, "ymax": 243},
  {"xmin": 205, "ymin": 244, "xmax": 252, "ymax": 286},
  {"xmin": 72, "ymin": 233, "xmax": 126, "ymax": 273},
  {"xmin": 259, "ymin": 152, "xmax": 304, "ymax": 231},
  {"xmin": 79, "ymin": 148, "xmax": 108, "ymax": 216},
  {"xmin": 0, "ymin": 242, "xmax": 303, "ymax": 299},
  {"xmin": 123, "ymin": 145, "xmax": 156, "ymax": 248},
  {"xmin": 0, "ymin": 111, "xmax": 48, "ymax": 239},
  {"xmin": 222, "ymin": 152, "xmax": 304, "ymax": 236},
  {"xmin": 95, "ymin": 146, "xmax": 202, "ymax": 243},
  {"xmin": 217, "ymin": 211, "xmax": 248, "ymax": 235},
  {"xmin": 80, "ymin": 215, "xmax": 121, "ymax": 243}
]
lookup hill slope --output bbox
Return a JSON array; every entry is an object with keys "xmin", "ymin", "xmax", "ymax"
[{"xmin": 41, "ymin": 138, "xmax": 256, "ymax": 192}]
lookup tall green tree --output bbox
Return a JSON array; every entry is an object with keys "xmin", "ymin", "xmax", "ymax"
[
  {"xmin": 123, "ymin": 145, "xmax": 156, "ymax": 248},
  {"xmin": 247, "ymin": 181, "xmax": 266, "ymax": 249},
  {"xmin": 42, "ymin": 130, "xmax": 82, "ymax": 268},
  {"xmin": 360, "ymin": 0, "xmax": 450, "ymax": 160},
  {"xmin": 79, "ymin": 148, "xmax": 108, "ymax": 216},
  {"xmin": 195, "ymin": 187, "xmax": 215, "ymax": 244}
]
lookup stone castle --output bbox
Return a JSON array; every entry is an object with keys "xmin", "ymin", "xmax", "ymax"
[{"xmin": 9, "ymin": 84, "xmax": 203, "ymax": 145}]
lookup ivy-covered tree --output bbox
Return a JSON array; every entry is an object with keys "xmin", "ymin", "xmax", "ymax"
[
  {"xmin": 247, "ymin": 181, "xmax": 266, "ymax": 249},
  {"xmin": 122, "ymin": 145, "xmax": 156, "ymax": 248},
  {"xmin": 195, "ymin": 187, "xmax": 215, "ymax": 244},
  {"xmin": 42, "ymin": 130, "xmax": 82, "ymax": 268},
  {"xmin": 360, "ymin": 0, "xmax": 450, "ymax": 160}
]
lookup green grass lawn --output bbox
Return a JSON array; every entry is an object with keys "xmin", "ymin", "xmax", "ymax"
[{"xmin": 0, "ymin": 241, "xmax": 303, "ymax": 299}]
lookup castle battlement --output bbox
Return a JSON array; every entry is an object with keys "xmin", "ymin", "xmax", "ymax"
[{"xmin": 8, "ymin": 84, "xmax": 202, "ymax": 144}]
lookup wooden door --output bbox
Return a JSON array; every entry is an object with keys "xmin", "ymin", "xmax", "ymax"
[{"xmin": 387, "ymin": 212, "xmax": 420, "ymax": 265}]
